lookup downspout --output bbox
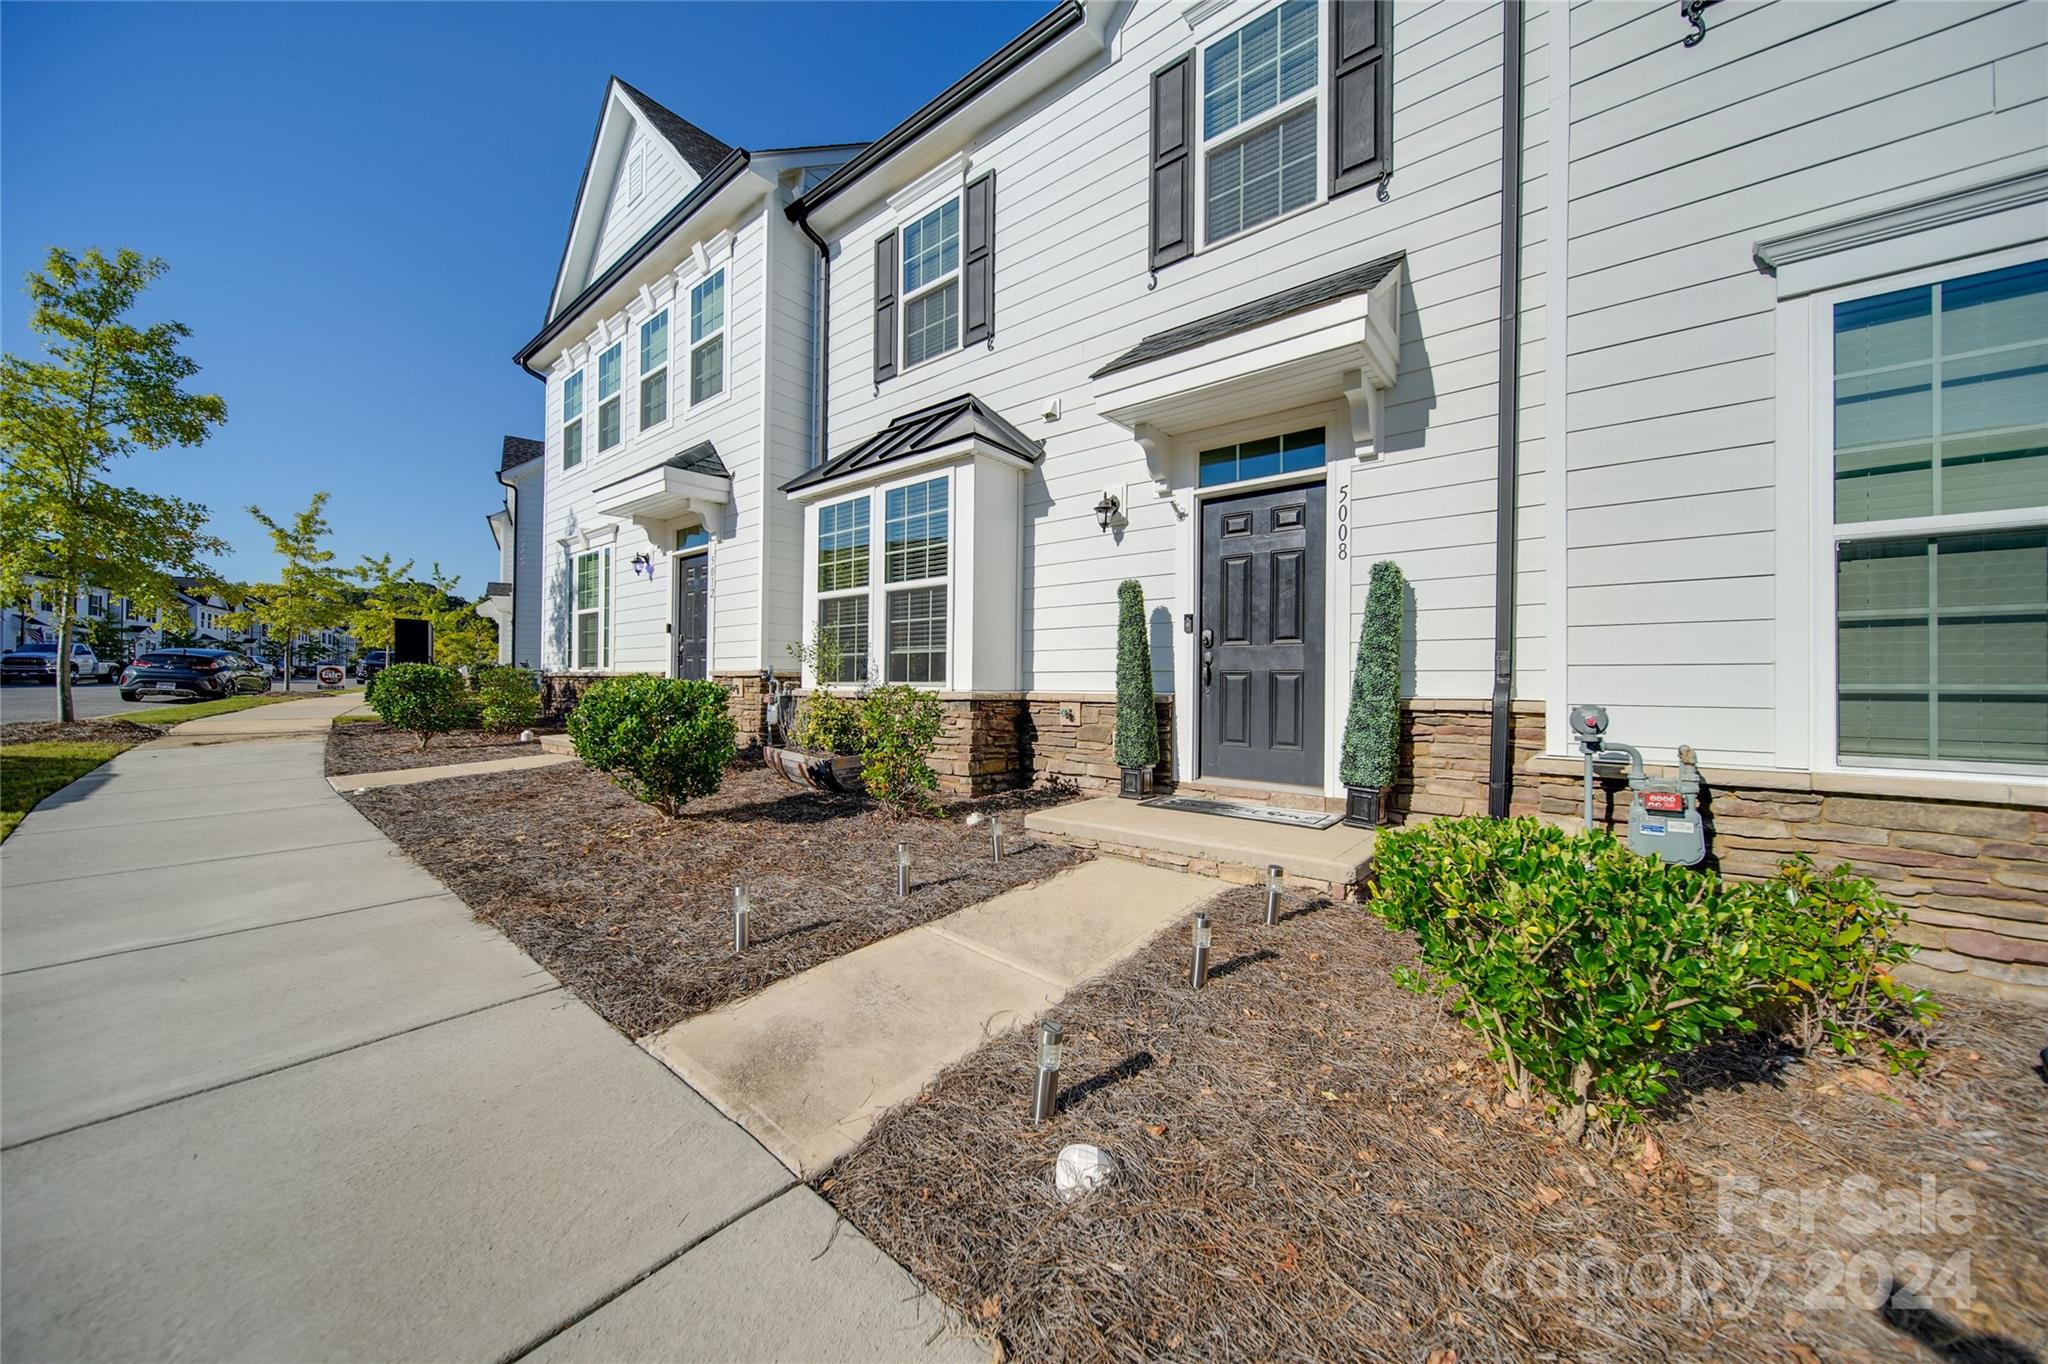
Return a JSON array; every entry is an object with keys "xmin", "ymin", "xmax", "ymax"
[
  {"xmin": 1487, "ymin": 0, "xmax": 1525, "ymax": 819},
  {"xmin": 790, "ymin": 203, "xmax": 831, "ymax": 467}
]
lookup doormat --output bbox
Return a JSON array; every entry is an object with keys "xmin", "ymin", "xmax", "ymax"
[{"xmin": 1140, "ymin": 796, "xmax": 1342, "ymax": 830}]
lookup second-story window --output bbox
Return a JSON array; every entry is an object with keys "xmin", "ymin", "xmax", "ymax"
[
  {"xmin": 640, "ymin": 310, "xmax": 669, "ymax": 429},
  {"xmin": 1203, "ymin": 0, "xmax": 1319, "ymax": 244},
  {"xmin": 691, "ymin": 271, "xmax": 725, "ymax": 404},
  {"xmin": 902, "ymin": 198, "xmax": 961, "ymax": 368},
  {"xmin": 597, "ymin": 343, "xmax": 622, "ymax": 451},
  {"xmin": 562, "ymin": 370, "xmax": 584, "ymax": 469}
]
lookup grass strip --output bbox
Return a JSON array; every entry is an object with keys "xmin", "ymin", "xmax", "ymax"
[
  {"xmin": 0, "ymin": 739, "xmax": 128, "ymax": 839},
  {"xmin": 117, "ymin": 694, "xmax": 299, "ymax": 726}
]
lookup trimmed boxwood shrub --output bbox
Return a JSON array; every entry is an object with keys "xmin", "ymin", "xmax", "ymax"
[
  {"xmin": 1340, "ymin": 560, "xmax": 1406, "ymax": 790},
  {"xmin": 568, "ymin": 675, "xmax": 735, "ymax": 816},
  {"xmin": 369, "ymin": 663, "xmax": 472, "ymax": 750},
  {"xmin": 859, "ymin": 684, "xmax": 943, "ymax": 815},
  {"xmin": 473, "ymin": 664, "xmax": 540, "ymax": 734},
  {"xmin": 1369, "ymin": 817, "xmax": 1935, "ymax": 1140},
  {"xmin": 1112, "ymin": 579, "xmax": 1160, "ymax": 772}
]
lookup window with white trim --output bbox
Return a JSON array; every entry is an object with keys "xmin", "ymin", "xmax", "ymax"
[
  {"xmin": 561, "ymin": 370, "xmax": 584, "ymax": 469},
  {"xmin": 1829, "ymin": 256, "xmax": 2047, "ymax": 769},
  {"xmin": 690, "ymin": 271, "xmax": 725, "ymax": 404},
  {"xmin": 883, "ymin": 477, "xmax": 949, "ymax": 684},
  {"xmin": 639, "ymin": 310, "xmax": 668, "ymax": 430},
  {"xmin": 815, "ymin": 497, "xmax": 870, "ymax": 683},
  {"xmin": 1201, "ymin": 0, "xmax": 1319, "ymax": 245},
  {"xmin": 572, "ymin": 548, "xmax": 612, "ymax": 670},
  {"xmin": 901, "ymin": 198, "xmax": 960, "ymax": 368},
  {"xmin": 596, "ymin": 344, "xmax": 622, "ymax": 452}
]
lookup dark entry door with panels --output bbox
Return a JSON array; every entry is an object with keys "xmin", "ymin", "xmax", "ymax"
[
  {"xmin": 676, "ymin": 555, "xmax": 708, "ymax": 680},
  {"xmin": 1199, "ymin": 483, "xmax": 1325, "ymax": 786}
]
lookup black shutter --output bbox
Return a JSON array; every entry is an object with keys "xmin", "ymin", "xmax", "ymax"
[
  {"xmin": 1330, "ymin": 0, "xmax": 1392, "ymax": 198},
  {"xmin": 962, "ymin": 171, "xmax": 996, "ymax": 347},
  {"xmin": 1149, "ymin": 54, "xmax": 1194, "ymax": 271},
  {"xmin": 873, "ymin": 233, "xmax": 898, "ymax": 384}
]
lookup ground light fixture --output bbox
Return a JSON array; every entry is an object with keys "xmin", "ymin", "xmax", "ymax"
[
  {"xmin": 991, "ymin": 815, "xmax": 1005, "ymax": 865},
  {"xmin": 1032, "ymin": 1019, "xmax": 1064, "ymax": 1125},
  {"xmin": 732, "ymin": 885, "xmax": 751, "ymax": 954},
  {"xmin": 1265, "ymin": 864, "xmax": 1283, "ymax": 926},
  {"xmin": 897, "ymin": 843, "xmax": 910, "ymax": 900},
  {"xmin": 1190, "ymin": 911, "xmax": 1211, "ymax": 989}
]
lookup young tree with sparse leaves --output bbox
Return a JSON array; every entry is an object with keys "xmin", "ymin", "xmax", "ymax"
[
  {"xmin": 226, "ymin": 492, "xmax": 350, "ymax": 690},
  {"xmin": 348, "ymin": 555, "xmax": 494, "ymax": 671},
  {"xmin": 0, "ymin": 248, "xmax": 228, "ymax": 720}
]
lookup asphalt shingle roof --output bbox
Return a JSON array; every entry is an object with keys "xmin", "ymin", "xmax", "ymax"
[
  {"xmin": 615, "ymin": 79, "xmax": 736, "ymax": 177},
  {"xmin": 1091, "ymin": 251, "xmax": 1406, "ymax": 379},
  {"xmin": 500, "ymin": 435, "xmax": 544, "ymax": 472},
  {"xmin": 781, "ymin": 394, "xmax": 1041, "ymax": 494}
]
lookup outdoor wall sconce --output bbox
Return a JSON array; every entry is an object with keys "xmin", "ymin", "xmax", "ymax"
[
  {"xmin": 630, "ymin": 552, "xmax": 656, "ymax": 579},
  {"xmin": 1094, "ymin": 491, "xmax": 1122, "ymax": 533}
]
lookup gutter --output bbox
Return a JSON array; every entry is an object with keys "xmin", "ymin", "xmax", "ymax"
[
  {"xmin": 791, "ymin": 0, "xmax": 1084, "ymax": 219},
  {"xmin": 515, "ymin": 149, "xmax": 752, "ymax": 378},
  {"xmin": 789, "ymin": 203, "xmax": 832, "ymax": 468},
  {"xmin": 1488, "ymin": 0, "xmax": 1524, "ymax": 819}
]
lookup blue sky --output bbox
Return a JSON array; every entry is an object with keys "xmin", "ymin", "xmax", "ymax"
[{"xmin": 1, "ymin": 1, "xmax": 1043, "ymax": 595}]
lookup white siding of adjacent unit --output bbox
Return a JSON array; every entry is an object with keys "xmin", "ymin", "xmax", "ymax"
[
  {"xmin": 540, "ymin": 202, "xmax": 777, "ymax": 676},
  {"xmin": 507, "ymin": 463, "xmax": 545, "ymax": 669},
  {"xmin": 1559, "ymin": 0, "xmax": 2047, "ymax": 768},
  {"xmin": 819, "ymin": 0, "xmax": 1537, "ymax": 715},
  {"xmin": 586, "ymin": 121, "xmax": 698, "ymax": 290},
  {"xmin": 760, "ymin": 200, "xmax": 818, "ymax": 672}
]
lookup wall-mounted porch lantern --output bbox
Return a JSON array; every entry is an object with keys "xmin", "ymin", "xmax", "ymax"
[{"xmin": 1093, "ymin": 491, "xmax": 1122, "ymax": 533}]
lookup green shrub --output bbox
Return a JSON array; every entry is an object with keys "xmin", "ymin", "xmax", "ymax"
[
  {"xmin": 859, "ymin": 684, "xmax": 943, "ymax": 815},
  {"xmin": 567, "ymin": 675, "xmax": 735, "ymax": 816},
  {"xmin": 1371, "ymin": 816, "xmax": 1759, "ymax": 1137},
  {"xmin": 369, "ymin": 664, "xmax": 473, "ymax": 750},
  {"xmin": 790, "ymin": 690, "xmax": 863, "ymax": 755},
  {"xmin": 473, "ymin": 665, "xmax": 540, "ymax": 734},
  {"xmin": 1744, "ymin": 855, "xmax": 1939, "ymax": 1072},
  {"xmin": 1370, "ymin": 818, "xmax": 1937, "ymax": 1138},
  {"xmin": 1112, "ymin": 579, "xmax": 1160, "ymax": 771},
  {"xmin": 1340, "ymin": 560, "xmax": 1406, "ymax": 789}
]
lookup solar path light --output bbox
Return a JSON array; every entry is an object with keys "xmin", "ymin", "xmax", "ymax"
[
  {"xmin": 1190, "ymin": 911, "xmax": 1211, "ymax": 989},
  {"xmin": 1265, "ymin": 864, "xmax": 1283, "ymax": 925},
  {"xmin": 897, "ymin": 843, "xmax": 910, "ymax": 900},
  {"xmin": 732, "ymin": 885, "xmax": 751, "ymax": 954},
  {"xmin": 1032, "ymin": 1020, "xmax": 1064, "ymax": 1125}
]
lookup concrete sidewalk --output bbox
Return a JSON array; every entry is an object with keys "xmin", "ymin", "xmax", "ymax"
[
  {"xmin": 645, "ymin": 858, "xmax": 1221, "ymax": 1176},
  {"xmin": 1, "ymin": 694, "xmax": 980, "ymax": 1362}
]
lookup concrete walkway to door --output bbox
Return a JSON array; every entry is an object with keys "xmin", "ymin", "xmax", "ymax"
[{"xmin": 0, "ymin": 693, "xmax": 979, "ymax": 1363}]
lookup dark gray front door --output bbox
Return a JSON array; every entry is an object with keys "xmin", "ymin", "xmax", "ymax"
[
  {"xmin": 1199, "ymin": 483, "xmax": 1325, "ymax": 785},
  {"xmin": 676, "ymin": 555, "xmax": 708, "ymax": 680}
]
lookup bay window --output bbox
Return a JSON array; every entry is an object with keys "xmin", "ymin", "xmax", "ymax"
[
  {"xmin": 691, "ymin": 271, "xmax": 725, "ymax": 404},
  {"xmin": 884, "ymin": 477, "xmax": 949, "ymax": 683},
  {"xmin": 597, "ymin": 343, "xmax": 622, "ymax": 452},
  {"xmin": 640, "ymin": 310, "xmax": 668, "ymax": 429},
  {"xmin": 815, "ymin": 497, "xmax": 870, "ymax": 683},
  {"xmin": 572, "ymin": 547, "xmax": 611, "ymax": 670},
  {"xmin": 902, "ymin": 198, "xmax": 961, "ymax": 368},
  {"xmin": 1830, "ymin": 256, "xmax": 2047, "ymax": 769},
  {"xmin": 562, "ymin": 370, "xmax": 584, "ymax": 469}
]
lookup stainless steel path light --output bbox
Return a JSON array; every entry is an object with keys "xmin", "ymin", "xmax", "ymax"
[
  {"xmin": 991, "ymin": 815, "xmax": 1005, "ymax": 865},
  {"xmin": 896, "ymin": 843, "xmax": 910, "ymax": 900},
  {"xmin": 732, "ymin": 885, "xmax": 751, "ymax": 954},
  {"xmin": 1265, "ymin": 864, "xmax": 1283, "ymax": 925},
  {"xmin": 1190, "ymin": 911, "xmax": 1211, "ymax": 989},
  {"xmin": 1032, "ymin": 1020, "xmax": 1063, "ymax": 1125}
]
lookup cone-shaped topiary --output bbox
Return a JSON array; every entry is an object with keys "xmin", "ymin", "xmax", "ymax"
[
  {"xmin": 1340, "ymin": 560, "xmax": 1407, "ymax": 790},
  {"xmin": 1113, "ymin": 578, "xmax": 1161, "ymax": 772}
]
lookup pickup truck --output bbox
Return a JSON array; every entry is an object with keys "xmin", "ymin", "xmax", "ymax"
[{"xmin": 0, "ymin": 641, "xmax": 117, "ymax": 684}]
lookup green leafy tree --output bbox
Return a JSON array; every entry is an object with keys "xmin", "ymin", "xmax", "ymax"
[
  {"xmin": 348, "ymin": 555, "xmax": 492, "ymax": 669},
  {"xmin": 227, "ymin": 493, "xmax": 350, "ymax": 690},
  {"xmin": 1340, "ymin": 560, "xmax": 1407, "ymax": 790},
  {"xmin": 1112, "ymin": 579, "xmax": 1160, "ymax": 771},
  {"xmin": 0, "ymin": 248, "xmax": 228, "ymax": 720}
]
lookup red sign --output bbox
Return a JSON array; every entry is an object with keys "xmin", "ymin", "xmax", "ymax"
[{"xmin": 1641, "ymin": 791, "xmax": 1685, "ymax": 813}]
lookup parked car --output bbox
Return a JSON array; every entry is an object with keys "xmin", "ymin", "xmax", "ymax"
[
  {"xmin": 0, "ymin": 641, "xmax": 109, "ymax": 684},
  {"xmin": 119, "ymin": 649, "xmax": 273, "ymax": 702},
  {"xmin": 356, "ymin": 650, "xmax": 389, "ymax": 685}
]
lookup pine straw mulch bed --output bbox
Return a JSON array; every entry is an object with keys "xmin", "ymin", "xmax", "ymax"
[
  {"xmin": 342, "ymin": 761, "xmax": 1083, "ymax": 1037},
  {"xmin": 325, "ymin": 719, "xmax": 558, "ymax": 776},
  {"xmin": 0, "ymin": 719, "xmax": 170, "ymax": 746},
  {"xmin": 821, "ymin": 886, "xmax": 2048, "ymax": 1364}
]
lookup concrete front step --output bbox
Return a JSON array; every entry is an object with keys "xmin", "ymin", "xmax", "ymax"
[
  {"xmin": 1026, "ymin": 795, "xmax": 1376, "ymax": 895},
  {"xmin": 539, "ymin": 733, "xmax": 575, "ymax": 756},
  {"xmin": 1166, "ymin": 779, "xmax": 1341, "ymax": 813}
]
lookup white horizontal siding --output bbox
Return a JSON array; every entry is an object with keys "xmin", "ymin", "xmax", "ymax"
[{"xmin": 588, "ymin": 121, "xmax": 698, "ymax": 289}]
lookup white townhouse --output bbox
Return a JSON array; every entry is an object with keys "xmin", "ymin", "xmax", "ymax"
[
  {"xmin": 485, "ymin": 435, "xmax": 543, "ymax": 667},
  {"xmin": 517, "ymin": 4, "xmax": 2046, "ymax": 997},
  {"xmin": 513, "ymin": 77, "xmax": 861, "ymax": 735}
]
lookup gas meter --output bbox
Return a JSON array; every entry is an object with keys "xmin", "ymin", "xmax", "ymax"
[{"xmin": 1568, "ymin": 704, "xmax": 1707, "ymax": 867}]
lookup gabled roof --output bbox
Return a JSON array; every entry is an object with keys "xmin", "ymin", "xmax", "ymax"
[
  {"xmin": 500, "ymin": 435, "xmax": 544, "ymax": 472},
  {"xmin": 1092, "ymin": 252, "xmax": 1408, "ymax": 379},
  {"xmin": 781, "ymin": 394, "xmax": 1041, "ymax": 494},
  {"xmin": 614, "ymin": 79, "xmax": 735, "ymax": 177}
]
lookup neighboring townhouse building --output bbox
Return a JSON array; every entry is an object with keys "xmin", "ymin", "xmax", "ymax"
[
  {"xmin": 486, "ymin": 435, "xmax": 544, "ymax": 668},
  {"xmin": 3, "ymin": 577, "xmax": 146, "ymax": 653},
  {"xmin": 513, "ymin": 76, "xmax": 863, "ymax": 738},
  {"xmin": 774, "ymin": 1, "xmax": 2044, "ymax": 996}
]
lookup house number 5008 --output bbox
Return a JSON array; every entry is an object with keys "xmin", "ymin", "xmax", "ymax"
[{"xmin": 1335, "ymin": 486, "xmax": 1349, "ymax": 560}]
